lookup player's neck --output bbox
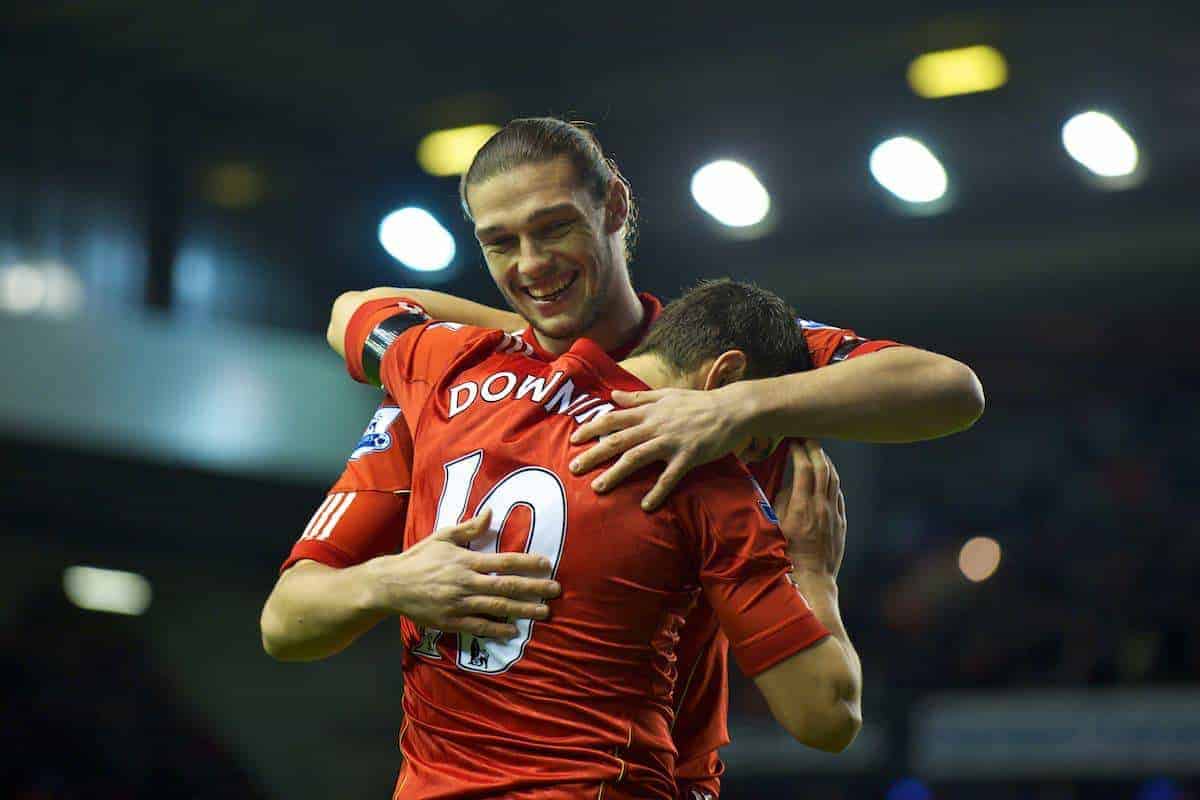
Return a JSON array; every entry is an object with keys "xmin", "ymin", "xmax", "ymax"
[{"xmin": 617, "ymin": 354, "xmax": 697, "ymax": 391}]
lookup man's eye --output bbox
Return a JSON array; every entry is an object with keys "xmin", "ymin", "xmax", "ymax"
[
  {"xmin": 542, "ymin": 221, "xmax": 571, "ymax": 237},
  {"xmin": 488, "ymin": 238, "xmax": 516, "ymax": 252}
]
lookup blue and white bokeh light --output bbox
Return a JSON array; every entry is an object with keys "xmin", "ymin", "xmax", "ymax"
[{"xmin": 378, "ymin": 207, "xmax": 456, "ymax": 272}]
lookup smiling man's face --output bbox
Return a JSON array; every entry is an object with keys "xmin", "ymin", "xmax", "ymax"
[{"xmin": 468, "ymin": 157, "xmax": 628, "ymax": 347}]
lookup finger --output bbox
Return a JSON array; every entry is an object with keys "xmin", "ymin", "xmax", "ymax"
[
  {"xmin": 570, "ymin": 406, "xmax": 644, "ymax": 445},
  {"xmin": 772, "ymin": 451, "xmax": 796, "ymax": 519},
  {"xmin": 791, "ymin": 441, "xmax": 815, "ymax": 496},
  {"xmin": 458, "ymin": 595, "xmax": 551, "ymax": 622},
  {"xmin": 442, "ymin": 616, "xmax": 519, "ymax": 640},
  {"xmin": 468, "ymin": 550, "xmax": 553, "ymax": 578},
  {"xmin": 836, "ymin": 488, "xmax": 846, "ymax": 526},
  {"xmin": 442, "ymin": 508, "xmax": 493, "ymax": 545},
  {"xmin": 805, "ymin": 440, "xmax": 829, "ymax": 497},
  {"xmin": 826, "ymin": 454, "xmax": 841, "ymax": 502},
  {"xmin": 471, "ymin": 573, "xmax": 563, "ymax": 601},
  {"xmin": 609, "ymin": 389, "xmax": 666, "ymax": 408},
  {"xmin": 640, "ymin": 459, "xmax": 691, "ymax": 512},
  {"xmin": 570, "ymin": 424, "xmax": 655, "ymax": 475},
  {"xmin": 592, "ymin": 440, "xmax": 670, "ymax": 493}
]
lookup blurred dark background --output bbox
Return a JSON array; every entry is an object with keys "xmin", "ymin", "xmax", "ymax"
[{"xmin": 1, "ymin": 2, "xmax": 1197, "ymax": 798}]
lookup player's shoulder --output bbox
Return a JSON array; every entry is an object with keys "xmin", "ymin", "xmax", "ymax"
[
  {"xmin": 413, "ymin": 322, "xmax": 522, "ymax": 362},
  {"xmin": 671, "ymin": 455, "xmax": 779, "ymax": 527},
  {"xmin": 674, "ymin": 455, "xmax": 758, "ymax": 501}
]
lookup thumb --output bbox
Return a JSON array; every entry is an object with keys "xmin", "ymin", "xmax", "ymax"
[{"xmin": 439, "ymin": 508, "xmax": 494, "ymax": 546}]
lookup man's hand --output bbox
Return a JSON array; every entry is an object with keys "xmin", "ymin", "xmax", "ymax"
[
  {"xmin": 772, "ymin": 440, "xmax": 846, "ymax": 578},
  {"xmin": 366, "ymin": 510, "xmax": 562, "ymax": 639},
  {"xmin": 568, "ymin": 384, "xmax": 762, "ymax": 511}
]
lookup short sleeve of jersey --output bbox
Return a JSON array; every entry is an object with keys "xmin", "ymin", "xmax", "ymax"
[
  {"xmin": 280, "ymin": 397, "xmax": 413, "ymax": 573},
  {"xmin": 799, "ymin": 320, "xmax": 902, "ymax": 369},
  {"xmin": 748, "ymin": 320, "xmax": 905, "ymax": 500},
  {"xmin": 674, "ymin": 460, "xmax": 830, "ymax": 678}
]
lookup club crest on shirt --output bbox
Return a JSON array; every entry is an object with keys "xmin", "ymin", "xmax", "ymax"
[
  {"xmin": 749, "ymin": 477, "xmax": 780, "ymax": 524},
  {"xmin": 350, "ymin": 406, "xmax": 402, "ymax": 460},
  {"xmin": 687, "ymin": 789, "xmax": 715, "ymax": 800}
]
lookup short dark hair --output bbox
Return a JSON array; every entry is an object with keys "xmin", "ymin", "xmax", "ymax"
[
  {"xmin": 630, "ymin": 279, "xmax": 809, "ymax": 381},
  {"xmin": 460, "ymin": 117, "xmax": 639, "ymax": 260}
]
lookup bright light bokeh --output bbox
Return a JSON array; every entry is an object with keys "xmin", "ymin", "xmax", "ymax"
[
  {"xmin": 690, "ymin": 160, "xmax": 771, "ymax": 227},
  {"xmin": 417, "ymin": 124, "xmax": 501, "ymax": 177},
  {"xmin": 907, "ymin": 45, "xmax": 1008, "ymax": 99},
  {"xmin": 0, "ymin": 262, "xmax": 84, "ymax": 316},
  {"xmin": 869, "ymin": 137, "xmax": 949, "ymax": 204},
  {"xmin": 1062, "ymin": 111, "xmax": 1139, "ymax": 178},
  {"xmin": 63, "ymin": 566, "xmax": 152, "ymax": 616},
  {"xmin": 959, "ymin": 536, "xmax": 1002, "ymax": 582},
  {"xmin": 378, "ymin": 207, "xmax": 456, "ymax": 272}
]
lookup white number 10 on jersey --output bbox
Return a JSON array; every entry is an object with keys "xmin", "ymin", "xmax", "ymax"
[{"xmin": 422, "ymin": 450, "xmax": 567, "ymax": 674}]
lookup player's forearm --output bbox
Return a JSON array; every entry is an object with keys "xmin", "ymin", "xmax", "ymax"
[
  {"xmin": 740, "ymin": 347, "xmax": 984, "ymax": 443},
  {"xmin": 260, "ymin": 560, "xmax": 387, "ymax": 662},
  {"xmin": 327, "ymin": 288, "xmax": 523, "ymax": 358},
  {"xmin": 789, "ymin": 571, "xmax": 862, "ymax": 749}
]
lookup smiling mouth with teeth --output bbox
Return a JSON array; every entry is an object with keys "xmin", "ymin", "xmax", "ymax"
[{"xmin": 522, "ymin": 272, "xmax": 579, "ymax": 302}]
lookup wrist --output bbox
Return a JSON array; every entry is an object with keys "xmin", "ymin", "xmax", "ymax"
[
  {"xmin": 355, "ymin": 555, "xmax": 405, "ymax": 616},
  {"xmin": 724, "ymin": 380, "xmax": 769, "ymax": 440},
  {"xmin": 737, "ymin": 376, "xmax": 789, "ymax": 441},
  {"xmin": 790, "ymin": 568, "xmax": 839, "ymax": 604}
]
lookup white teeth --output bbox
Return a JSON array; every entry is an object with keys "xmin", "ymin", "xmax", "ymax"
[{"xmin": 526, "ymin": 273, "xmax": 575, "ymax": 300}]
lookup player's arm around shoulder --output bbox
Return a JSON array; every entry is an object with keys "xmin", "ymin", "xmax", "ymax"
[
  {"xmin": 328, "ymin": 288, "xmax": 524, "ymax": 358},
  {"xmin": 751, "ymin": 441, "xmax": 862, "ymax": 752}
]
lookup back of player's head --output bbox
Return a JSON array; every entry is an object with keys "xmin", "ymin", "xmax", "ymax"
[
  {"xmin": 630, "ymin": 279, "xmax": 808, "ymax": 382},
  {"xmin": 460, "ymin": 117, "xmax": 638, "ymax": 259}
]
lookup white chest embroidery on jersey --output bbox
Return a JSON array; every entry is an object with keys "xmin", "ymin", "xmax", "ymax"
[{"xmin": 447, "ymin": 368, "xmax": 614, "ymax": 426}]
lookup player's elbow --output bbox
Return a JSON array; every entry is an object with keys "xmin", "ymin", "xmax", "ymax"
[
  {"xmin": 757, "ymin": 640, "xmax": 863, "ymax": 752},
  {"xmin": 939, "ymin": 358, "xmax": 985, "ymax": 433},
  {"xmin": 259, "ymin": 598, "xmax": 309, "ymax": 662},
  {"xmin": 790, "ymin": 699, "xmax": 862, "ymax": 753},
  {"xmin": 259, "ymin": 602, "xmax": 289, "ymax": 660},
  {"xmin": 327, "ymin": 290, "xmax": 365, "ymax": 357}
]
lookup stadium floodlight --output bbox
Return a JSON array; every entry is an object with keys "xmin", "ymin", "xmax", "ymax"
[
  {"xmin": 907, "ymin": 45, "xmax": 1008, "ymax": 99},
  {"xmin": 63, "ymin": 566, "xmax": 152, "ymax": 616},
  {"xmin": 869, "ymin": 137, "xmax": 948, "ymax": 204},
  {"xmin": 378, "ymin": 207, "xmax": 456, "ymax": 272},
  {"xmin": 958, "ymin": 536, "xmax": 1001, "ymax": 583},
  {"xmin": 417, "ymin": 124, "xmax": 501, "ymax": 177},
  {"xmin": 690, "ymin": 160, "xmax": 771, "ymax": 228},
  {"xmin": 1061, "ymin": 111, "xmax": 1139, "ymax": 178}
]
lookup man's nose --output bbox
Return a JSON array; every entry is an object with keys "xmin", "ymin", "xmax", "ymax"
[{"xmin": 516, "ymin": 237, "xmax": 554, "ymax": 279}]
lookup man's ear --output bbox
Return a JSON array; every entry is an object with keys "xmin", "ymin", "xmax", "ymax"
[
  {"xmin": 604, "ymin": 176, "xmax": 629, "ymax": 235},
  {"xmin": 702, "ymin": 350, "xmax": 748, "ymax": 390}
]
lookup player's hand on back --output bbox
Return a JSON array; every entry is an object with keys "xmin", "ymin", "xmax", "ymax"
[
  {"xmin": 364, "ymin": 509, "xmax": 562, "ymax": 640},
  {"xmin": 569, "ymin": 384, "xmax": 762, "ymax": 511},
  {"xmin": 771, "ymin": 440, "xmax": 847, "ymax": 578}
]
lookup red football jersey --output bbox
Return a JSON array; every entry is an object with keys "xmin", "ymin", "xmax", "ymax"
[
  {"xmin": 289, "ymin": 294, "xmax": 900, "ymax": 798},
  {"xmin": 360, "ymin": 311, "xmax": 828, "ymax": 800}
]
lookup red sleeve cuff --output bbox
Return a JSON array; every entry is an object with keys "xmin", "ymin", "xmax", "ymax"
[
  {"xmin": 845, "ymin": 339, "xmax": 903, "ymax": 359},
  {"xmin": 279, "ymin": 539, "xmax": 359, "ymax": 574},
  {"xmin": 731, "ymin": 607, "xmax": 831, "ymax": 678},
  {"xmin": 343, "ymin": 297, "xmax": 430, "ymax": 384}
]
